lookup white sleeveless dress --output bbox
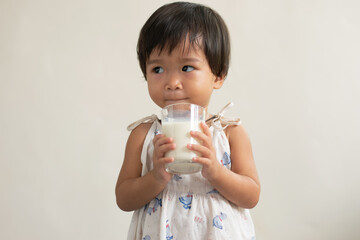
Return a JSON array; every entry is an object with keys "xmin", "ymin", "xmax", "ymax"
[{"xmin": 126, "ymin": 103, "xmax": 256, "ymax": 240}]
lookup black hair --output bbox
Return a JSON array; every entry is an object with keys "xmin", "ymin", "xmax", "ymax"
[{"xmin": 137, "ymin": 1, "xmax": 230, "ymax": 79}]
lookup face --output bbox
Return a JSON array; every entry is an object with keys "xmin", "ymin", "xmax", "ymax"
[{"xmin": 146, "ymin": 42, "xmax": 224, "ymax": 111}]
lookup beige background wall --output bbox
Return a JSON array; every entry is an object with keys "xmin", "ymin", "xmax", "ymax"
[{"xmin": 1, "ymin": 0, "xmax": 359, "ymax": 239}]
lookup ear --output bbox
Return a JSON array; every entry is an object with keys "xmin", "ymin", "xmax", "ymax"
[{"xmin": 213, "ymin": 75, "xmax": 225, "ymax": 89}]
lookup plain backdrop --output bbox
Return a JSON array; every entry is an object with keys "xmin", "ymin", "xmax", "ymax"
[{"xmin": 1, "ymin": 0, "xmax": 359, "ymax": 239}]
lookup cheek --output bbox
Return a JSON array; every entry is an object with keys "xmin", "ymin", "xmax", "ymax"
[
  {"xmin": 188, "ymin": 82, "xmax": 213, "ymax": 101},
  {"xmin": 191, "ymin": 79, "xmax": 213, "ymax": 92},
  {"xmin": 147, "ymin": 84, "xmax": 157, "ymax": 97},
  {"xmin": 147, "ymin": 82, "xmax": 162, "ymax": 102}
]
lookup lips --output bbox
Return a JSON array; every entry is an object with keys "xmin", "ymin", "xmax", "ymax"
[
  {"xmin": 164, "ymin": 91, "xmax": 188, "ymax": 103},
  {"xmin": 165, "ymin": 98, "xmax": 189, "ymax": 105}
]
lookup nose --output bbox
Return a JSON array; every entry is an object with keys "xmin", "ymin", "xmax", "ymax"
[{"xmin": 166, "ymin": 72, "xmax": 183, "ymax": 90}]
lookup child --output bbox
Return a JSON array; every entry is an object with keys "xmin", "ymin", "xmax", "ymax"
[{"xmin": 116, "ymin": 2, "xmax": 260, "ymax": 239}]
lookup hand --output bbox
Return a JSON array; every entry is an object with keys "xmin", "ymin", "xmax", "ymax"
[
  {"xmin": 151, "ymin": 134, "xmax": 175, "ymax": 184},
  {"xmin": 188, "ymin": 122, "xmax": 222, "ymax": 180}
]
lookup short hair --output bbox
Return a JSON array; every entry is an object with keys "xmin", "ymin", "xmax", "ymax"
[{"xmin": 137, "ymin": 2, "xmax": 231, "ymax": 79}]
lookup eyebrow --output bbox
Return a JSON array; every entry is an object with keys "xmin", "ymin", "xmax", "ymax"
[
  {"xmin": 147, "ymin": 59, "xmax": 162, "ymax": 65},
  {"xmin": 182, "ymin": 57, "xmax": 201, "ymax": 63},
  {"xmin": 147, "ymin": 57, "xmax": 201, "ymax": 65}
]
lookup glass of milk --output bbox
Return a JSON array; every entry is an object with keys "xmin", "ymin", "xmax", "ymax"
[{"xmin": 161, "ymin": 103, "xmax": 205, "ymax": 174}]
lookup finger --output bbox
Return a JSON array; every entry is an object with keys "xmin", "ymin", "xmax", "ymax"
[
  {"xmin": 153, "ymin": 133, "xmax": 165, "ymax": 143},
  {"xmin": 200, "ymin": 121, "xmax": 212, "ymax": 137},
  {"xmin": 191, "ymin": 156, "xmax": 210, "ymax": 166},
  {"xmin": 190, "ymin": 130, "xmax": 212, "ymax": 149},
  {"xmin": 154, "ymin": 156, "xmax": 174, "ymax": 164},
  {"xmin": 154, "ymin": 157, "xmax": 174, "ymax": 170},
  {"xmin": 153, "ymin": 134, "xmax": 168, "ymax": 145},
  {"xmin": 153, "ymin": 135, "xmax": 173, "ymax": 147},
  {"xmin": 153, "ymin": 140, "xmax": 175, "ymax": 158},
  {"xmin": 157, "ymin": 142, "xmax": 176, "ymax": 156},
  {"xmin": 187, "ymin": 143, "xmax": 212, "ymax": 158},
  {"xmin": 160, "ymin": 157, "xmax": 174, "ymax": 164}
]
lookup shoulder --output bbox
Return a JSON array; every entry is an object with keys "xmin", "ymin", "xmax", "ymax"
[
  {"xmin": 124, "ymin": 122, "xmax": 155, "ymax": 161},
  {"xmin": 117, "ymin": 122, "xmax": 154, "ymax": 187},
  {"xmin": 225, "ymin": 124, "xmax": 252, "ymax": 147},
  {"xmin": 225, "ymin": 124, "xmax": 256, "ymax": 178},
  {"xmin": 127, "ymin": 122, "xmax": 153, "ymax": 145},
  {"xmin": 122, "ymin": 122, "xmax": 153, "ymax": 173}
]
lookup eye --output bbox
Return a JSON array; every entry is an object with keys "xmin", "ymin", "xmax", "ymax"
[
  {"xmin": 182, "ymin": 66, "xmax": 194, "ymax": 72},
  {"xmin": 153, "ymin": 66, "xmax": 164, "ymax": 74}
]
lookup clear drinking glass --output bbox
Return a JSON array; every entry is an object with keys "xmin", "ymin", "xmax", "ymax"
[{"xmin": 161, "ymin": 103, "xmax": 205, "ymax": 174}]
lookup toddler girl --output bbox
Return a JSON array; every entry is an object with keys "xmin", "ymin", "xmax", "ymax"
[{"xmin": 116, "ymin": 2, "xmax": 260, "ymax": 239}]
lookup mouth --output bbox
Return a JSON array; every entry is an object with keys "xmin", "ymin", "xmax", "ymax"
[{"xmin": 164, "ymin": 98, "xmax": 189, "ymax": 105}]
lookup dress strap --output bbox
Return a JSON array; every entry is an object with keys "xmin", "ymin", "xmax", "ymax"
[
  {"xmin": 127, "ymin": 114, "xmax": 159, "ymax": 131},
  {"xmin": 207, "ymin": 102, "xmax": 241, "ymax": 130}
]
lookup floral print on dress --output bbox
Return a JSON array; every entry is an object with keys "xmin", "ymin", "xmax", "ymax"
[
  {"xmin": 166, "ymin": 220, "xmax": 173, "ymax": 240},
  {"xmin": 154, "ymin": 129, "xmax": 160, "ymax": 135},
  {"xmin": 213, "ymin": 212, "xmax": 227, "ymax": 230},
  {"xmin": 179, "ymin": 192, "xmax": 193, "ymax": 209},
  {"xmin": 221, "ymin": 152, "xmax": 231, "ymax": 166},
  {"xmin": 173, "ymin": 174, "xmax": 182, "ymax": 181},
  {"xmin": 144, "ymin": 197, "xmax": 162, "ymax": 215}
]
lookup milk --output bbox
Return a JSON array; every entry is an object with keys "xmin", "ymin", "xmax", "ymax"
[{"xmin": 162, "ymin": 121, "xmax": 203, "ymax": 174}]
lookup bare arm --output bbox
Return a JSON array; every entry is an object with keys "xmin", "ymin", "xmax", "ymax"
[
  {"xmin": 189, "ymin": 122, "xmax": 260, "ymax": 208},
  {"xmin": 115, "ymin": 123, "xmax": 174, "ymax": 211}
]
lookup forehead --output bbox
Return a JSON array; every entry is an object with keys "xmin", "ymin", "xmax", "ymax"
[{"xmin": 149, "ymin": 37, "xmax": 204, "ymax": 59}]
